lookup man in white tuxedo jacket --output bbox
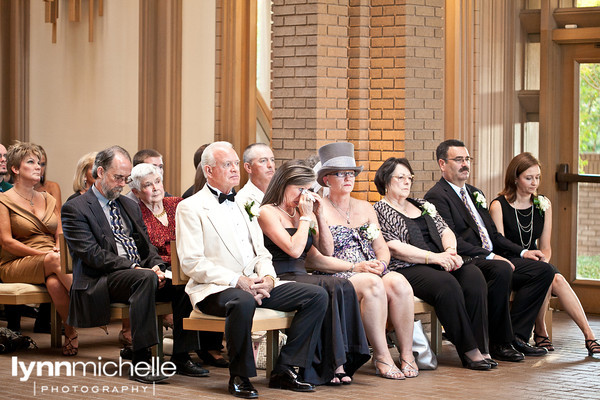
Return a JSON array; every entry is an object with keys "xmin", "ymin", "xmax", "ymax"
[{"xmin": 176, "ymin": 142, "xmax": 327, "ymax": 399}]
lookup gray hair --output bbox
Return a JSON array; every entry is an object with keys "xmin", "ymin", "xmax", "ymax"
[
  {"xmin": 243, "ymin": 143, "xmax": 271, "ymax": 164},
  {"xmin": 92, "ymin": 145, "xmax": 131, "ymax": 179},
  {"xmin": 200, "ymin": 141, "xmax": 234, "ymax": 177},
  {"xmin": 129, "ymin": 163, "xmax": 162, "ymax": 191}
]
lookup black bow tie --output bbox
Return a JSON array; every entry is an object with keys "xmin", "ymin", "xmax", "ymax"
[{"xmin": 208, "ymin": 186, "xmax": 236, "ymax": 204}]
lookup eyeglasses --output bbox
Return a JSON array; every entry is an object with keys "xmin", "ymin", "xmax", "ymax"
[
  {"xmin": 108, "ymin": 172, "xmax": 131, "ymax": 184},
  {"xmin": 445, "ymin": 156, "xmax": 473, "ymax": 164},
  {"xmin": 329, "ymin": 171, "xmax": 356, "ymax": 178},
  {"xmin": 391, "ymin": 174, "xmax": 414, "ymax": 182}
]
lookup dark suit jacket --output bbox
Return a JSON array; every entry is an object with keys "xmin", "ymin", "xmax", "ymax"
[
  {"xmin": 424, "ymin": 178, "xmax": 524, "ymax": 259},
  {"xmin": 61, "ymin": 188, "xmax": 164, "ymax": 328}
]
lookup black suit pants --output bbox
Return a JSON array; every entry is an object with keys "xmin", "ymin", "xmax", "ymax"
[
  {"xmin": 397, "ymin": 262, "xmax": 489, "ymax": 355},
  {"xmin": 509, "ymin": 258, "xmax": 555, "ymax": 341},
  {"xmin": 107, "ymin": 268, "xmax": 159, "ymax": 352},
  {"xmin": 198, "ymin": 282, "xmax": 327, "ymax": 378},
  {"xmin": 472, "ymin": 258, "xmax": 514, "ymax": 345}
]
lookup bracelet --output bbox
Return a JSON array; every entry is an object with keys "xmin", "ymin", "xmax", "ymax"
[
  {"xmin": 425, "ymin": 251, "xmax": 431, "ymax": 265},
  {"xmin": 299, "ymin": 216, "xmax": 311, "ymax": 222},
  {"xmin": 379, "ymin": 260, "xmax": 387, "ymax": 269},
  {"xmin": 444, "ymin": 246, "xmax": 456, "ymax": 252},
  {"xmin": 349, "ymin": 263, "xmax": 355, "ymax": 273},
  {"xmin": 264, "ymin": 275, "xmax": 276, "ymax": 286}
]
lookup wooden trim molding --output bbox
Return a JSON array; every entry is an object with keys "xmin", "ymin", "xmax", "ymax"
[
  {"xmin": 218, "ymin": 0, "xmax": 257, "ymax": 155},
  {"xmin": 0, "ymin": 0, "xmax": 29, "ymax": 144},
  {"xmin": 138, "ymin": 0, "xmax": 182, "ymax": 195},
  {"xmin": 256, "ymin": 90, "xmax": 271, "ymax": 141}
]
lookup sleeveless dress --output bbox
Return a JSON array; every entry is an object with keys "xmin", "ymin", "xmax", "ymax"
[
  {"xmin": 263, "ymin": 228, "xmax": 370, "ymax": 385},
  {"xmin": 315, "ymin": 224, "xmax": 388, "ymax": 278},
  {"xmin": 0, "ymin": 192, "xmax": 58, "ymax": 284},
  {"xmin": 493, "ymin": 195, "xmax": 558, "ymax": 273}
]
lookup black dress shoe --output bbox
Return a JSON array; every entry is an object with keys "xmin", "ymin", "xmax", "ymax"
[
  {"xmin": 228, "ymin": 376, "xmax": 258, "ymax": 399},
  {"xmin": 513, "ymin": 337, "xmax": 548, "ymax": 356},
  {"xmin": 129, "ymin": 370, "xmax": 170, "ymax": 384},
  {"xmin": 459, "ymin": 354, "xmax": 491, "ymax": 371},
  {"xmin": 484, "ymin": 358, "xmax": 498, "ymax": 368},
  {"xmin": 490, "ymin": 343, "xmax": 525, "ymax": 362},
  {"xmin": 197, "ymin": 349, "xmax": 230, "ymax": 368},
  {"xmin": 268, "ymin": 367, "xmax": 315, "ymax": 392},
  {"xmin": 173, "ymin": 359, "xmax": 210, "ymax": 377}
]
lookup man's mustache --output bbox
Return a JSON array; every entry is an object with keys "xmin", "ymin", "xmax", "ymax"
[{"xmin": 459, "ymin": 167, "xmax": 469, "ymax": 173}]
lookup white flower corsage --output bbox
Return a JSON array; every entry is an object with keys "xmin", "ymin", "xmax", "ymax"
[
  {"xmin": 244, "ymin": 200, "xmax": 260, "ymax": 221},
  {"xmin": 533, "ymin": 195, "xmax": 550, "ymax": 215},
  {"xmin": 421, "ymin": 201, "xmax": 437, "ymax": 217},
  {"xmin": 473, "ymin": 191, "xmax": 487, "ymax": 209},
  {"xmin": 359, "ymin": 223, "xmax": 380, "ymax": 241}
]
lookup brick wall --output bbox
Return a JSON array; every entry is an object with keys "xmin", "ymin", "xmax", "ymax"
[
  {"xmin": 577, "ymin": 153, "xmax": 600, "ymax": 256},
  {"xmin": 272, "ymin": 0, "xmax": 445, "ymax": 201}
]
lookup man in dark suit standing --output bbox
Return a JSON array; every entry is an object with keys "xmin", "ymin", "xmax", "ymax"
[
  {"xmin": 61, "ymin": 145, "xmax": 208, "ymax": 383},
  {"xmin": 425, "ymin": 139, "xmax": 554, "ymax": 362}
]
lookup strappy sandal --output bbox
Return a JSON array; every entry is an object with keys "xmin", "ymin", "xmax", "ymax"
[
  {"xmin": 400, "ymin": 358, "xmax": 419, "ymax": 378},
  {"xmin": 585, "ymin": 339, "xmax": 600, "ymax": 356},
  {"xmin": 62, "ymin": 334, "xmax": 78, "ymax": 356},
  {"xmin": 373, "ymin": 359, "xmax": 405, "ymax": 380},
  {"xmin": 534, "ymin": 333, "xmax": 554, "ymax": 351},
  {"xmin": 335, "ymin": 372, "xmax": 352, "ymax": 385}
]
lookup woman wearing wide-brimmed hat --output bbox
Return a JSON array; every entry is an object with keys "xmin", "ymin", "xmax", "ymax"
[{"xmin": 306, "ymin": 142, "xmax": 418, "ymax": 380}]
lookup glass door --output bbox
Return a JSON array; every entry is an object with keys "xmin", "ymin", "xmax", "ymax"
[{"xmin": 555, "ymin": 44, "xmax": 600, "ymax": 313}]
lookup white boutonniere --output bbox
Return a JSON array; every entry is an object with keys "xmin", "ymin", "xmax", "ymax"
[
  {"xmin": 533, "ymin": 195, "xmax": 550, "ymax": 215},
  {"xmin": 244, "ymin": 200, "xmax": 260, "ymax": 221},
  {"xmin": 473, "ymin": 191, "xmax": 487, "ymax": 209},
  {"xmin": 359, "ymin": 223, "xmax": 380, "ymax": 241},
  {"xmin": 308, "ymin": 220, "xmax": 317, "ymax": 236},
  {"xmin": 421, "ymin": 201, "xmax": 437, "ymax": 217}
]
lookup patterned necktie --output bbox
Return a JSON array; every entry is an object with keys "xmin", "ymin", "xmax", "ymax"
[
  {"xmin": 459, "ymin": 188, "xmax": 492, "ymax": 251},
  {"xmin": 108, "ymin": 200, "xmax": 141, "ymax": 263}
]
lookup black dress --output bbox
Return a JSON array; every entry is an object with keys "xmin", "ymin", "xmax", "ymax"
[
  {"xmin": 493, "ymin": 196, "xmax": 558, "ymax": 273},
  {"xmin": 264, "ymin": 228, "xmax": 370, "ymax": 385}
]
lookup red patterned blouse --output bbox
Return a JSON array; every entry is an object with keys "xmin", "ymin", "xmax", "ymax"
[{"xmin": 139, "ymin": 196, "xmax": 183, "ymax": 265}]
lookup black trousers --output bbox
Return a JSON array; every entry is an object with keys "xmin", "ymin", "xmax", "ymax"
[
  {"xmin": 198, "ymin": 282, "xmax": 328, "ymax": 378},
  {"xmin": 509, "ymin": 258, "xmax": 555, "ymax": 341},
  {"xmin": 107, "ymin": 268, "xmax": 200, "ymax": 354},
  {"xmin": 397, "ymin": 262, "xmax": 489, "ymax": 355},
  {"xmin": 472, "ymin": 258, "xmax": 513, "ymax": 345}
]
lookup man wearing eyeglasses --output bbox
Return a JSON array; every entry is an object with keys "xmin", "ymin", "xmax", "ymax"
[
  {"xmin": 237, "ymin": 143, "xmax": 276, "ymax": 206},
  {"xmin": 0, "ymin": 144, "xmax": 11, "ymax": 192},
  {"xmin": 61, "ymin": 145, "xmax": 208, "ymax": 383},
  {"xmin": 425, "ymin": 139, "xmax": 554, "ymax": 363}
]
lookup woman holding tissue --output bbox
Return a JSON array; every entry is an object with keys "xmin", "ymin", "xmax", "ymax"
[{"xmin": 259, "ymin": 160, "xmax": 370, "ymax": 386}]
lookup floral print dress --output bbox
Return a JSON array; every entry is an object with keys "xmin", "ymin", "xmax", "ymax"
[{"xmin": 316, "ymin": 223, "xmax": 387, "ymax": 279}]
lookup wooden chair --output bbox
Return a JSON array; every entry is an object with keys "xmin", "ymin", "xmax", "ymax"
[
  {"xmin": 0, "ymin": 283, "xmax": 62, "ymax": 348},
  {"xmin": 59, "ymin": 233, "xmax": 172, "ymax": 358},
  {"xmin": 171, "ymin": 241, "xmax": 295, "ymax": 378}
]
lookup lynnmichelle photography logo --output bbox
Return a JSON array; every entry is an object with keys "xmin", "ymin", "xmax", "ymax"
[{"xmin": 12, "ymin": 356, "xmax": 176, "ymax": 396}]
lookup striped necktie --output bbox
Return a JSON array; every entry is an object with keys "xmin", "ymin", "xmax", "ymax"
[
  {"xmin": 108, "ymin": 200, "xmax": 141, "ymax": 263},
  {"xmin": 459, "ymin": 188, "xmax": 492, "ymax": 251}
]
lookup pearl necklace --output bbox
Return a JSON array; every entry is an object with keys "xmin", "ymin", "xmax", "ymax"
[
  {"xmin": 514, "ymin": 205, "xmax": 534, "ymax": 249},
  {"xmin": 277, "ymin": 205, "xmax": 297, "ymax": 218},
  {"xmin": 327, "ymin": 197, "xmax": 351, "ymax": 224}
]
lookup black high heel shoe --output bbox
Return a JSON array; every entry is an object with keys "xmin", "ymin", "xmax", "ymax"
[
  {"xmin": 585, "ymin": 339, "xmax": 600, "ymax": 356},
  {"xmin": 459, "ymin": 353, "xmax": 491, "ymax": 371}
]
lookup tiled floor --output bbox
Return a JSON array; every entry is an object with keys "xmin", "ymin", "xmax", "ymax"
[{"xmin": 1, "ymin": 311, "xmax": 600, "ymax": 399}]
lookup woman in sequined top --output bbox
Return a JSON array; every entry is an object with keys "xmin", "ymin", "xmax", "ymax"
[{"xmin": 490, "ymin": 152, "xmax": 599, "ymax": 356}]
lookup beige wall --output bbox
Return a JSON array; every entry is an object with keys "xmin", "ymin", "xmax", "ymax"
[
  {"xmin": 180, "ymin": 0, "xmax": 216, "ymax": 194},
  {"xmin": 28, "ymin": 0, "xmax": 140, "ymax": 199}
]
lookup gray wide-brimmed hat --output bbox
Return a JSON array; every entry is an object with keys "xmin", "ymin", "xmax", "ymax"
[{"xmin": 316, "ymin": 142, "xmax": 363, "ymax": 186}]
